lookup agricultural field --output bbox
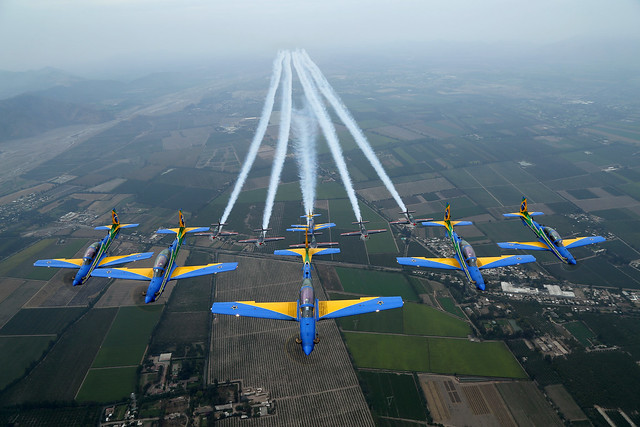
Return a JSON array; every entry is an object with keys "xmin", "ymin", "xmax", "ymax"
[
  {"xmin": 0, "ymin": 280, "xmax": 46, "ymax": 327},
  {"xmin": 344, "ymin": 332, "xmax": 527, "ymax": 378},
  {"xmin": 496, "ymin": 382, "xmax": 563, "ymax": 427},
  {"xmin": 335, "ymin": 267, "xmax": 420, "ymax": 302},
  {"xmin": 148, "ymin": 311, "xmax": 210, "ymax": 356},
  {"xmin": 0, "ymin": 406, "xmax": 102, "ymax": 426},
  {"xmin": 0, "ymin": 336, "xmax": 53, "ymax": 390},
  {"xmin": 436, "ymin": 296, "xmax": 465, "ymax": 318},
  {"xmin": 563, "ymin": 321, "xmax": 595, "ymax": 347},
  {"xmin": 91, "ymin": 305, "xmax": 163, "ymax": 368},
  {"xmin": 76, "ymin": 366, "xmax": 138, "ymax": 403},
  {"xmin": 358, "ymin": 371, "xmax": 427, "ymax": 421},
  {"xmin": 0, "ymin": 307, "xmax": 85, "ymax": 336},
  {"xmin": 337, "ymin": 303, "xmax": 470, "ymax": 337},
  {"xmin": 0, "ymin": 307, "xmax": 117, "ymax": 405}
]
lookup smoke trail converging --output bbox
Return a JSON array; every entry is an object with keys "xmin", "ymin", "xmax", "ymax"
[
  {"xmin": 292, "ymin": 102, "xmax": 319, "ymax": 215},
  {"xmin": 299, "ymin": 50, "xmax": 407, "ymax": 213},
  {"xmin": 292, "ymin": 51, "xmax": 362, "ymax": 221},
  {"xmin": 220, "ymin": 51, "xmax": 285, "ymax": 225},
  {"xmin": 262, "ymin": 52, "xmax": 293, "ymax": 230}
]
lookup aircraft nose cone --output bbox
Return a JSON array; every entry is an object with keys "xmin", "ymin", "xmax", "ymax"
[
  {"xmin": 302, "ymin": 344, "xmax": 313, "ymax": 356},
  {"xmin": 476, "ymin": 282, "xmax": 486, "ymax": 291},
  {"xmin": 568, "ymin": 258, "xmax": 577, "ymax": 265},
  {"xmin": 72, "ymin": 278, "xmax": 82, "ymax": 286},
  {"xmin": 145, "ymin": 295, "xmax": 154, "ymax": 304}
]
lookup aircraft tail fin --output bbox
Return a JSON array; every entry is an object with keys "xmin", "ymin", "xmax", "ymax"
[
  {"xmin": 95, "ymin": 209, "xmax": 138, "ymax": 230},
  {"xmin": 179, "ymin": 210, "xmax": 186, "ymax": 228},
  {"xmin": 503, "ymin": 197, "xmax": 544, "ymax": 217},
  {"xmin": 444, "ymin": 203, "xmax": 451, "ymax": 221},
  {"xmin": 520, "ymin": 197, "xmax": 528, "ymax": 214}
]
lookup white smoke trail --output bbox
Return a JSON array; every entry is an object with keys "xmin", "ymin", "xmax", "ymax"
[
  {"xmin": 300, "ymin": 50, "xmax": 407, "ymax": 213},
  {"xmin": 262, "ymin": 52, "xmax": 293, "ymax": 229},
  {"xmin": 220, "ymin": 51, "xmax": 285, "ymax": 225},
  {"xmin": 292, "ymin": 102, "xmax": 318, "ymax": 215},
  {"xmin": 292, "ymin": 51, "xmax": 362, "ymax": 221}
]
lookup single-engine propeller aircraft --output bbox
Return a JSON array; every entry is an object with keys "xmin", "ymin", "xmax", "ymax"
[
  {"xmin": 287, "ymin": 211, "xmax": 338, "ymax": 248},
  {"xmin": 397, "ymin": 204, "xmax": 536, "ymax": 290},
  {"xmin": 497, "ymin": 197, "xmax": 606, "ymax": 265},
  {"xmin": 239, "ymin": 228, "xmax": 285, "ymax": 247},
  {"xmin": 340, "ymin": 220, "xmax": 387, "ymax": 241},
  {"xmin": 92, "ymin": 211, "xmax": 238, "ymax": 303},
  {"xmin": 390, "ymin": 209, "xmax": 432, "ymax": 228},
  {"xmin": 34, "ymin": 210, "xmax": 153, "ymax": 286},
  {"xmin": 210, "ymin": 231, "xmax": 403, "ymax": 355},
  {"xmin": 195, "ymin": 221, "xmax": 238, "ymax": 242}
]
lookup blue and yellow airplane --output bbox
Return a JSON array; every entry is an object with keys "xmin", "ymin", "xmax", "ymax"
[
  {"xmin": 497, "ymin": 197, "xmax": 605, "ymax": 265},
  {"xmin": 287, "ymin": 211, "xmax": 337, "ymax": 248},
  {"xmin": 34, "ymin": 210, "xmax": 153, "ymax": 286},
  {"xmin": 92, "ymin": 211, "xmax": 238, "ymax": 303},
  {"xmin": 210, "ymin": 232, "xmax": 403, "ymax": 355},
  {"xmin": 397, "ymin": 204, "xmax": 536, "ymax": 290}
]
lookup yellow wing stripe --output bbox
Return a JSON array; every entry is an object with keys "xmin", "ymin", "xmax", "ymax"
[
  {"xmin": 507, "ymin": 241, "xmax": 548, "ymax": 249},
  {"xmin": 52, "ymin": 258, "xmax": 84, "ymax": 267},
  {"xmin": 318, "ymin": 297, "xmax": 377, "ymax": 318},
  {"xmin": 412, "ymin": 257, "xmax": 462, "ymax": 268},
  {"xmin": 476, "ymin": 256, "xmax": 510, "ymax": 267},
  {"xmin": 235, "ymin": 301, "xmax": 298, "ymax": 318}
]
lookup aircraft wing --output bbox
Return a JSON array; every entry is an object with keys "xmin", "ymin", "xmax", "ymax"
[
  {"xmin": 477, "ymin": 255, "xmax": 536, "ymax": 269},
  {"xmin": 367, "ymin": 229, "xmax": 387, "ymax": 234},
  {"xmin": 91, "ymin": 267, "xmax": 154, "ymax": 281},
  {"xmin": 170, "ymin": 262, "xmax": 238, "ymax": 280},
  {"xmin": 309, "ymin": 248, "xmax": 340, "ymax": 256},
  {"xmin": 318, "ymin": 297, "xmax": 404, "ymax": 320},
  {"xmin": 238, "ymin": 238, "xmax": 258, "ymax": 243},
  {"xmin": 286, "ymin": 227, "xmax": 308, "ymax": 232},
  {"xmin": 211, "ymin": 301, "xmax": 297, "ymax": 321},
  {"xmin": 503, "ymin": 212, "xmax": 543, "ymax": 218},
  {"xmin": 263, "ymin": 236, "xmax": 285, "ymax": 242},
  {"xmin": 95, "ymin": 223, "xmax": 139, "ymax": 230},
  {"xmin": 314, "ymin": 222, "xmax": 336, "ymax": 231},
  {"xmin": 389, "ymin": 219, "xmax": 408, "ymax": 225},
  {"xmin": 34, "ymin": 258, "xmax": 84, "ymax": 268},
  {"xmin": 563, "ymin": 236, "xmax": 606, "ymax": 249},
  {"xmin": 274, "ymin": 248, "xmax": 306, "ymax": 257},
  {"xmin": 497, "ymin": 241, "xmax": 550, "ymax": 251},
  {"xmin": 422, "ymin": 220, "xmax": 473, "ymax": 227},
  {"xmin": 396, "ymin": 257, "xmax": 462, "ymax": 270},
  {"xmin": 340, "ymin": 231, "xmax": 361, "ymax": 236},
  {"xmin": 98, "ymin": 252, "xmax": 155, "ymax": 267},
  {"xmin": 156, "ymin": 227, "xmax": 210, "ymax": 234}
]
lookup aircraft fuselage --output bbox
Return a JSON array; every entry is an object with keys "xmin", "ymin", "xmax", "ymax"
[
  {"xmin": 521, "ymin": 216, "xmax": 575, "ymax": 264},
  {"xmin": 446, "ymin": 224, "xmax": 486, "ymax": 290},
  {"xmin": 145, "ymin": 232, "xmax": 184, "ymax": 303},
  {"xmin": 73, "ymin": 226, "xmax": 120, "ymax": 286}
]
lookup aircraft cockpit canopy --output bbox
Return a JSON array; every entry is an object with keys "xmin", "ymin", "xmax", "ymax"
[
  {"xmin": 543, "ymin": 227, "xmax": 563, "ymax": 245},
  {"xmin": 82, "ymin": 242, "xmax": 101, "ymax": 265},
  {"xmin": 153, "ymin": 249, "xmax": 171, "ymax": 278},
  {"xmin": 299, "ymin": 286, "xmax": 315, "ymax": 318},
  {"xmin": 460, "ymin": 240, "xmax": 477, "ymax": 267}
]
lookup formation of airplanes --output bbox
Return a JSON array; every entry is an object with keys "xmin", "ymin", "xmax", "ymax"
[
  {"xmin": 34, "ymin": 196, "xmax": 605, "ymax": 356},
  {"xmin": 397, "ymin": 204, "xmax": 536, "ymax": 290}
]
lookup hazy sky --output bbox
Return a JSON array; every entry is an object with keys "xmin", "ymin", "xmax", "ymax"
[{"xmin": 1, "ymin": 0, "xmax": 639, "ymax": 73}]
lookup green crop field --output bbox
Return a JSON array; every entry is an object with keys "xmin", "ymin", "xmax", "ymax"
[
  {"xmin": 335, "ymin": 267, "xmax": 419, "ymax": 301},
  {"xmin": 76, "ymin": 367, "xmax": 138, "ymax": 403},
  {"xmin": 0, "ymin": 239, "xmax": 55, "ymax": 278},
  {"xmin": 343, "ymin": 332, "xmax": 527, "ymax": 378},
  {"xmin": 0, "ymin": 308, "xmax": 117, "ymax": 405},
  {"xmin": 92, "ymin": 305, "xmax": 163, "ymax": 368},
  {"xmin": 3, "ymin": 238, "xmax": 89, "ymax": 281},
  {"xmin": 338, "ymin": 303, "xmax": 470, "ymax": 337},
  {"xmin": 0, "ymin": 307, "xmax": 85, "ymax": 336},
  {"xmin": 564, "ymin": 321, "xmax": 595, "ymax": 347},
  {"xmin": 359, "ymin": 371, "xmax": 427, "ymax": 421},
  {"xmin": 167, "ymin": 251, "xmax": 213, "ymax": 312},
  {"xmin": 0, "ymin": 336, "xmax": 53, "ymax": 390},
  {"xmin": 149, "ymin": 311, "xmax": 210, "ymax": 355},
  {"xmin": 436, "ymin": 297, "xmax": 465, "ymax": 318}
]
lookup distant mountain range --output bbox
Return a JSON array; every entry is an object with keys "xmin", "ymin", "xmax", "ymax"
[{"xmin": 0, "ymin": 94, "xmax": 113, "ymax": 142}]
